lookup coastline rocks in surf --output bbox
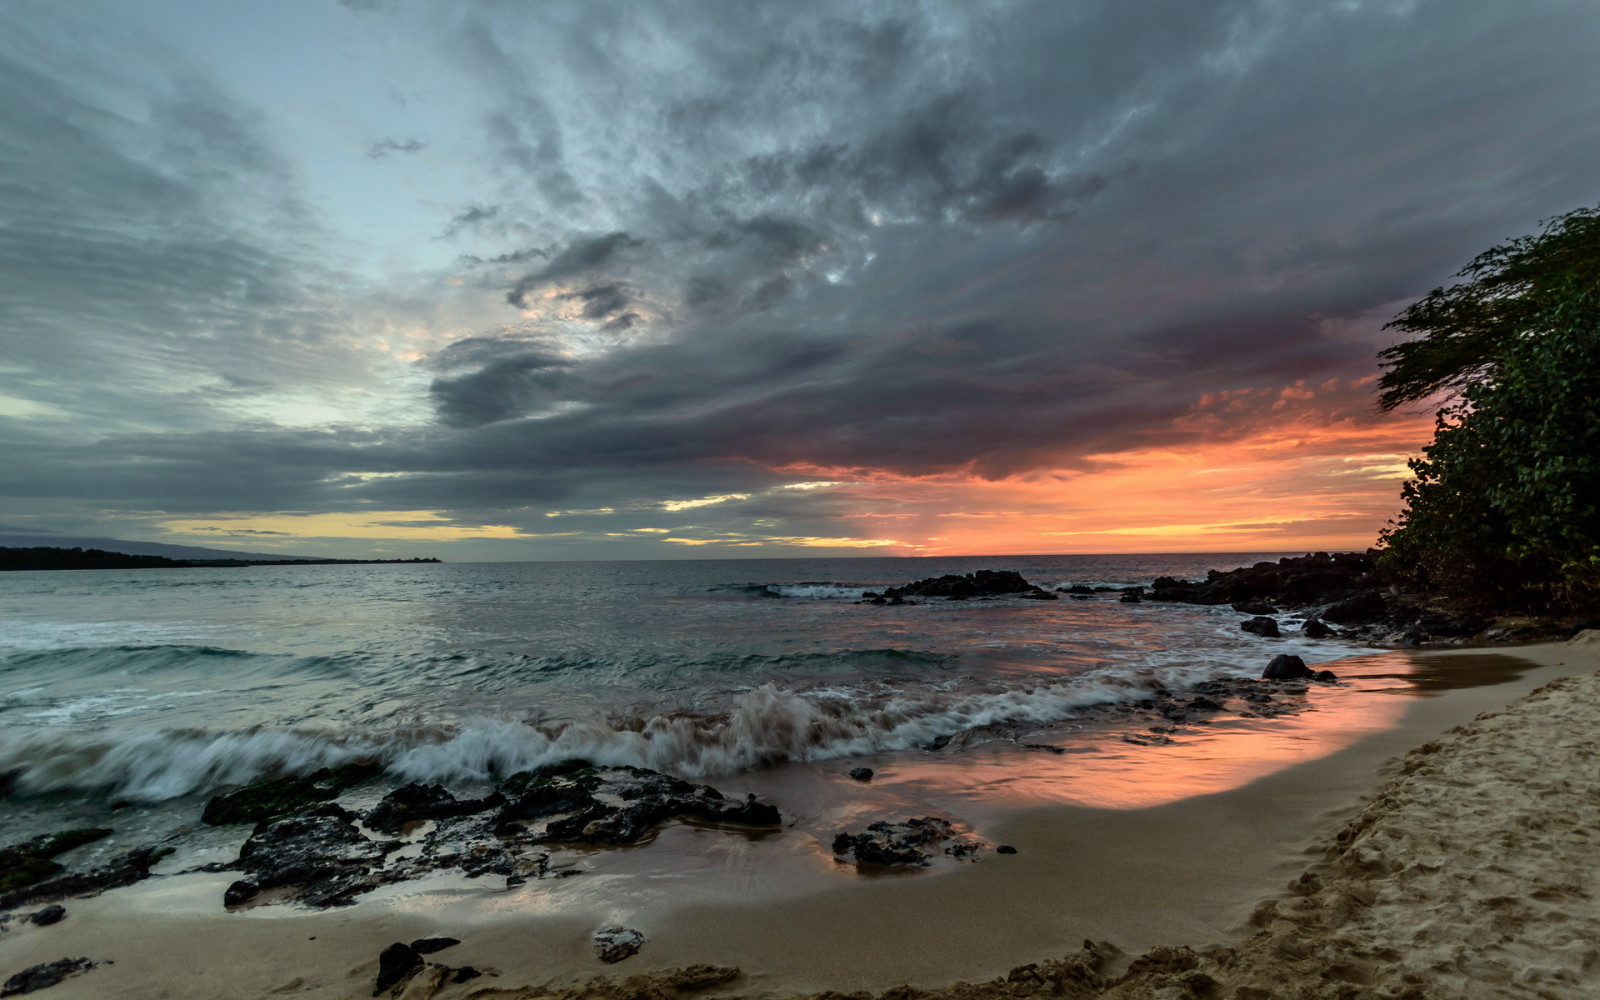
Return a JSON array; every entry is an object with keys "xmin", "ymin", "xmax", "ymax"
[
  {"xmin": 848, "ymin": 767, "xmax": 874, "ymax": 782},
  {"xmin": 1302, "ymin": 619, "xmax": 1335, "ymax": 638},
  {"xmin": 202, "ymin": 761, "xmax": 382, "ymax": 827},
  {"xmin": 1150, "ymin": 552, "xmax": 1378, "ymax": 606},
  {"xmin": 0, "ymin": 842, "xmax": 168, "ymax": 912},
  {"xmin": 830, "ymin": 816, "xmax": 984, "ymax": 868},
  {"xmin": 1262, "ymin": 655, "xmax": 1314, "ymax": 681},
  {"xmin": 593, "ymin": 926, "xmax": 645, "ymax": 964},
  {"xmin": 1240, "ymin": 616, "xmax": 1281, "ymax": 637},
  {"xmin": 1149, "ymin": 551, "xmax": 1500, "ymax": 647},
  {"xmin": 1320, "ymin": 590, "xmax": 1388, "ymax": 625},
  {"xmin": 1232, "ymin": 601, "xmax": 1279, "ymax": 615},
  {"xmin": 871, "ymin": 570, "xmax": 1057, "ymax": 603},
  {"xmin": 0, "ymin": 828, "xmax": 110, "ymax": 895},
  {"xmin": 226, "ymin": 805, "xmax": 399, "ymax": 908},
  {"xmin": 27, "ymin": 905, "xmax": 65, "ymax": 927},
  {"xmin": 1, "ymin": 957, "xmax": 96, "ymax": 997},
  {"xmin": 494, "ymin": 761, "xmax": 781, "ymax": 845},
  {"xmin": 364, "ymin": 783, "xmax": 505, "ymax": 835}
]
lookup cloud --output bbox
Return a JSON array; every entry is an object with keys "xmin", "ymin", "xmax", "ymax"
[
  {"xmin": 366, "ymin": 137, "xmax": 427, "ymax": 159},
  {"xmin": 6, "ymin": 0, "xmax": 1600, "ymax": 555}
]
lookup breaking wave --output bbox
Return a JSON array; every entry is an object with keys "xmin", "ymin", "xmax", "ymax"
[{"xmin": 0, "ymin": 656, "xmax": 1247, "ymax": 802}]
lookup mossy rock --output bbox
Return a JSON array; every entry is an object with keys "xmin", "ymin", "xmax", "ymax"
[
  {"xmin": 500, "ymin": 758, "xmax": 596, "ymax": 796},
  {"xmin": 0, "ymin": 827, "xmax": 113, "ymax": 892},
  {"xmin": 202, "ymin": 761, "xmax": 383, "ymax": 826}
]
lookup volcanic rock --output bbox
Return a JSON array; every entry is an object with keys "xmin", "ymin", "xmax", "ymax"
[
  {"xmin": 203, "ymin": 762, "xmax": 382, "ymax": 827},
  {"xmin": 594, "ymin": 926, "xmax": 645, "ymax": 964},
  {"xmin": 1262, "ymin": 654, "xmax": 1315, "ymax": 680},
  {"xmin": 2, "ymin": 958, "xmax": 95, "ymax": 997},
  {"xmin": 1241, "ymin": 616, "xmax": 1281, "ymax": 638}
]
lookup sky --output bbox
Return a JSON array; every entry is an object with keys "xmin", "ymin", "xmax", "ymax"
[{"xmin": 1, "ymin": 0, "xmax": 1597, "ymax": 561}]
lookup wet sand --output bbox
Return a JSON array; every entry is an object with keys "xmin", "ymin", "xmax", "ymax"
[{"xmin": 3, "ymin": 638, "xmax": 1597, "ymax": 999}]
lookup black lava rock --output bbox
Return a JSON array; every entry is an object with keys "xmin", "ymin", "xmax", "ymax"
[
  {"xmin": 1302, "ymin": 619, "xmax": 1334, "ymax": 638},
  {"xmin": 203, "ymin": 762, "xmax": 382, "ymax": 827},
  {"xmin": 409, "ymin": 937, "xmax": 460, "ymax": 955},
  {"xmin": 1232, "ymin": 601, "xmax": 1280, "ymax": 615},
  {"xmin": 1321, "ymin": 590, "xmax": 1388, "ymax": 625},
  {"xmin": 1262, "ymin": 654, "xmax": 1314, "ymax": 680},
  {"xmin": 876, "ymin": 570, "xmax": 1055, "ymax": 602},
  {"xmin": 831, "ymin": 816, "xmax": 978, "ymax": 868},
  {"xmin": 494, "ymin": 762, "xmax": 780, "ymax": 846},
  {"xmin": 0, "ymin": 844, "xmax": 168, "ymax": 912},
  {"xmin": 1241, "ymin": 616, "xmax": 1281, "ymax": 638},
  {"xmin": 229, "ymin": 808, "xmax": 398, "ymax": 909},
  {"xmin": 848, "ymin": 767, "xmax": 874, "ymax": 782},
  {"xmin": 365, "ymin": 784, "xmax": 504, "ymax": 834},
  {"xmin": 28, "ymin": 905, "xmax": 65, "ymax": 927},
  {"xmin": 373, "ymin": 942, "xmax": 423, "ymax": 996},
  {"xmin": 0, "ymin": 828, "xmax": 112, "ymax": 895},
  {"xmin": 2, "ymin": 958, "xmax": 94, "ymax": 997},
  {"xmin": 996, "ymin": 845, "xmax": 1018, "ymax": 855},
  {"xmin": 593, "ymin": 926, "xmax": 644, "ymax": 964}
]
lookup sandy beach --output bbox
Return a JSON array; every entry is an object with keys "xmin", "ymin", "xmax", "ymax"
[{"xmin": 3, "ymin": 633, "xmax": 1598, "ymax": 999}]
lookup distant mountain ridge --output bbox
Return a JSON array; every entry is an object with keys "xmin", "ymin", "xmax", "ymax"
[{"xmin": 0, "ymin": 534, "xmax": 322, "ymax": 562}]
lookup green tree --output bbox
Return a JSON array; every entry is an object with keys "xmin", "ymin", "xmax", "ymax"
[
  {"xmin": 1379, "ymin": 247, "xmax": 1600, "ymax": 612},
  {"xmin": 1377, "ymin": 205, "xmax": 1600, "ymax": 411}
]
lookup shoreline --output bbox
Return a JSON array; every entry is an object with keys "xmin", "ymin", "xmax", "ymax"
[{"xmin": 4, "ymin": 637, "xmax": 1598, "ymax": 998}]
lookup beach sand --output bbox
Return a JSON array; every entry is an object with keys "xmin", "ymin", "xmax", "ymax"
[{"xmin": 4, "ymin": 635, "xmax": 1599, "ymax": 999}]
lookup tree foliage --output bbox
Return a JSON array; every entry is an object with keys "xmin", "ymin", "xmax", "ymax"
[
  {"xmin": 1376, "ymin": 205, "xmax": 1600, "ymax": 411},
  {"xmin": 1378, "ymin": 228, "xmax": 1600, "ymax": 612}
]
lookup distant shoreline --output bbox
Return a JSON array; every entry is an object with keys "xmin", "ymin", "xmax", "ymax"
[{"xmin": 0, "ymin": 546, "xmax": 440, "ymax": 571}]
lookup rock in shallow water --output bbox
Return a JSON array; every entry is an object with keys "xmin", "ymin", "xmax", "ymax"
[
  {"xmin": 494, "ymin": 761, "xmax": 781, "ymax": 844},
  {"xmin": 202, "ymin": 762, "xmax": 381, "ymax": 827},
  {"xmin": 1241, "ymin": 616, "xmax": 1281, "ymax": 638},
  {"xmin": 848, "ymin": 767, "xmax": 874, "ymax": 782},
  {"xmin": 831, "ymin": 816, "xmax": 985, "ymax": 867},
  {"xmin": 1262, "ymin": 654, "xmax": 1314, "ymax": 680}
]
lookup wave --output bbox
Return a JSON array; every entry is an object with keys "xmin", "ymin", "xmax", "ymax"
[
  {"xmin": 708, "ymin": 581, "xmax": 869, "ymax": 600},
  {"xmin": 0, "ymin": 656, "xmax": 1252, "ymax": 801}
]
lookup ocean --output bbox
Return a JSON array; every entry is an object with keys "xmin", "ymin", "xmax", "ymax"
[{"xmin": 0, "ymin": 553, "xmax": 1390, "ymax": 848}]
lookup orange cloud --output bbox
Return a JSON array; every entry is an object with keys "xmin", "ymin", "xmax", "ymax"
[{"xmin": 766, "ymin": 379, "xmax": 1436, "ymax": 555}]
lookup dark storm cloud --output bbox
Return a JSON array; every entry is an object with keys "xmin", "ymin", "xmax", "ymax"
[
  {"xmin": 505, "ymin": 232, "xmax": 642, "ymax": 306},
  {"xmin": 8, "ymin": 0, "xmax": 1600, "ymax": 554},
  {"xmin": 426, "ymin": 335, "xmax": 577, "ymax": 428}
]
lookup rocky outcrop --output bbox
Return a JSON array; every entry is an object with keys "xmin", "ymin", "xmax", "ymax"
[
  {"xmin": 202, "ymin": 762, "xmax": 382, "ymax": 826},
  {"xmin": 1262, "ymin": 654, "xmax": 1314, "ymax": 680},
  {"xmin": 866, "ymin": 570, "xmax": 1057, "ymax": 602},
  {"xmin": 1240, "ymin": 616, "xmax": 1281, "ymax": 637},
  {"xmin": 364, "ymin": 783, "xmax": 504, "ymax": 835},
  {"xmin": 0, "ymin": 828, "xmax": 110, "ymax": 894},
  {"xmin": 0, "ymin": 843, "xmax": 168, "ymax": 911},
  {"xmin": 830, "ymin": 817, "xmax": 985, "ymax": 867},
  {"xmin": 1150, "ymin": 552, "xmax": 1379, "ymax": 606},
  {"xmin": 493, "ymin": 761, "xmax": 781, "ymax": 845},
  {"xmin": 226, "ymin": 805, "xmax": 398, "ymax": 909},
  {"xmin": 217, "ymin": 761, "xmax": 779, "ymax": 910},
  {"xmin": 1, "ymin": 958, "xmax": 95, "ymax": 997}
]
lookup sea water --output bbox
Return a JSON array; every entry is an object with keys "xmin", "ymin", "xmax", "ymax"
[{"xmin": 0, "ymin": 553, "xmax": 1378, "ymax": 832}]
